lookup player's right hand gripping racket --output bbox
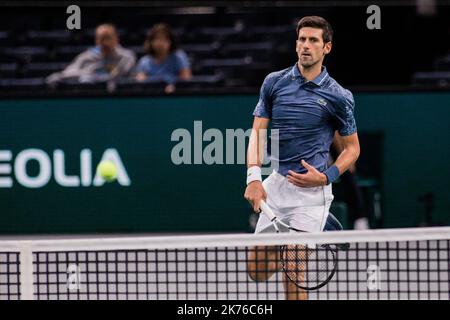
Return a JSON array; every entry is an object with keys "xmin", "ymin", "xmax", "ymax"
[{"xmin": 259, "ymin": 200, "xmax": 339, "ymax": 291}]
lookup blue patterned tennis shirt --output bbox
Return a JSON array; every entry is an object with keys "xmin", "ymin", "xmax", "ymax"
[{"xmin": 253, "ymin": 64, "xmax": 357, "ymax": 176}]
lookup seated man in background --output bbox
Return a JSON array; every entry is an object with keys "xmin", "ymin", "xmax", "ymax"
[
  {"xmin": 46, "ymin": 24, "xmax": 136, "ymax": 86},
  {"xmin": 135, "ymin": 23, "xmax": 192, "ymax": 93}
]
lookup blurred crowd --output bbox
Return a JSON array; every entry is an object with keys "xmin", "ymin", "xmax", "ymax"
[{"xmin": 46, "ymin": 23, "xmax": 192, "ymax": 94}]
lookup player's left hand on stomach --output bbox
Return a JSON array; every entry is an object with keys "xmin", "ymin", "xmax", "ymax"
[{"xmin": 287, "ymin": 160, "xmax": 327, "ymax": 187}]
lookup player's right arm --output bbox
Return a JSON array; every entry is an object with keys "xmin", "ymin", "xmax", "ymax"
[
  {"xmin": 244, "ymin": 71, "xmax": 276, "ymax": 212},
  {"xmin": 244, "ymin": 116, "xmax": 270, "ymax": 213}
]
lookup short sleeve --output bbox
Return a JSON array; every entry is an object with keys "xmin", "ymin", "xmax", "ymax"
[
  {"xmin": 334, "ymin": 89, "xmax": 357, "ymax": 136},
  {"xmin": 253, "ymin": 74, "xmax": 275, "ymax": 119},
  {"xmin": 135, "ymin": 56, "xmax": 149, "ymax": 74},
  {"xmin": 175, "ymin": 50, "xmax": 191, "ymax": 70}
]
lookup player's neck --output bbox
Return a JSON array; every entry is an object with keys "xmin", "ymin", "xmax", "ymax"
[{"xmin": 297, "ymin": 62, "xmax": 322, "ymax": 81}]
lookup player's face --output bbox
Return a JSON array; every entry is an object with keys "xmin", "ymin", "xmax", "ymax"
[
  {"xmin": 296, "ymin": 27, "xmax": 331, "ymax": 68},
  {"xmin": 151, "ymin": 35, "xmax": 171, "ymax": 56},
  {"xmin": 95, "ymin": 28, "xmax": 118, "ymax": 56}
]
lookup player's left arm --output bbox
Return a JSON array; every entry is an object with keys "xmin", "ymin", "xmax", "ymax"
[
  {"xmin": 333, "ymin": 130, "xmax": 357, "ymax": 173},
  {"xmin": 331, "ymin": 131, "xmax": 360, "ymax": 175},
  {"xmin": 330, "ymin": 89, "xmax": 360, "ymax": 177},
  {"xmin": 287, "ymin": 132, "xmax": 359, "ymax": 187}
]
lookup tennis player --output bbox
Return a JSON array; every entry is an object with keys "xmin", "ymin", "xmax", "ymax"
[{"xmin": 244, "ymin": 16, "xmax": 360, "ymax": 300}]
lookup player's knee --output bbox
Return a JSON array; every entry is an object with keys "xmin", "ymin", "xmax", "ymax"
[
  {"xmin": 247, "ymin": 261, "xmax": 272, "ymax": 282},
  {"xmin": 247, "ymin": 268, "xmax": 266, "ymax": 282}
]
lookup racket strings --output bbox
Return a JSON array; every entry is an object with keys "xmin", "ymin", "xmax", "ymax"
[{"xmin": 281, "ymin": 244, "xmax": 336, "ymax": 290}]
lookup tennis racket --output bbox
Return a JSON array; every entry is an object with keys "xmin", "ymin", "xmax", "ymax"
[{"xmin": 259, "ymin": 200, "xmax": 339, "ymax": 291}]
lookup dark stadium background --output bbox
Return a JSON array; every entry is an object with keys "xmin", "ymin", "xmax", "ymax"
[{"xmin": 0, "ymin": 1, "xmax": 449, "ymax": 234}]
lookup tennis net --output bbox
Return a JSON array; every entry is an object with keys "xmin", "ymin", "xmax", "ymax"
[{"xmin": 0, "ymin": 227, "xmax": 449, "ymax": 300}]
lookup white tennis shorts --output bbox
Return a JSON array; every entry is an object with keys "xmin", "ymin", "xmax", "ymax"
[{"xmin": 254, "ymin": 171, "xmax": 334, "ymax": 233}]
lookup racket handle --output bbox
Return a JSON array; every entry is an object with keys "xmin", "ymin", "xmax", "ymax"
[{"xmin": 260, "ymin": 200, "xmax": 276, "ymax": 221}]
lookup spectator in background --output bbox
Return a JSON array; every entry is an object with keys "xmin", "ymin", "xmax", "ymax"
[
  {"xmin": 135, "ymin": 23, "xmax": 192, "ymax": 93},
  {"xmin": 46, "ymin": 24, "xmax": 135, "ymax": 86}
]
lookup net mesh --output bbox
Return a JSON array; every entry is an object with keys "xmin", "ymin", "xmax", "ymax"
[
  {"xmin": 0, "ymin": 253, "xmax": 20, "ymax": 299},
  {"xmin": 0, "ymin": 227, "xmax": 449, "ymax": 300}
]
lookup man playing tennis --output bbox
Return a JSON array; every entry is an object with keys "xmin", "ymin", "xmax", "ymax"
[{"xmin": 244, "ymin": 16, "xmax": 360, "ymax": 300}]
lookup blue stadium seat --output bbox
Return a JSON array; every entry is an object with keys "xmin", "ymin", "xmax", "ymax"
[
  {"xmin": 24, "ymin": 62, "xmax": 68, "ymax": 77},
  {"xmin": 176, "ymin": 73, "xmax": 225, "ymax": 89},
  {"xmin": 0, "ymin": 46, "xmax": 48, "ymax": 63},
  {"xmin": 56, "ymin": 79, "xmax": 108, "ymax": 92},
  {"xmin": 249, "ymin": 24, "xmax": 294, "ymax": 36},
  {"xmin": 116, "ymin": 78, "xmax": 167, "ymax": 92},
  {"xmin": 183, "ymin": 41, "xmax": 221, "ymax": 59},
  {"xmin": 0, "ymin": 31, "xmax": 13, "ymax": 46},
  {"xmin": 196, "ymin": 57, "xmax": 253, "ymax": 80},
  {"xmin": 434, "ymin": 54, "xmax": 450, "ymax": 71},
  {"xmin": 0, "ymin": 77, "xmax": 45, "ymax": 91},
  {"xmin": 52, "ymin": 45, "xmax": 90, "ymax": 61},
  {"xmin": 26, "ymin": 30, "xmax": 72, "ymax": 45},
  {"xmin": 199, "ymin": 57, "xmax": 252, "ymax": 69},
  {"xmin": 0, "ymin": 63, "xmax": 17, "ymax": 78},
  {"xmin": 221, "ymin": 41, "xmax": 274, "ymax": 61},
  {"xmin": 412, "ymin": 72, "xmax": 450, "ymax": 87}
]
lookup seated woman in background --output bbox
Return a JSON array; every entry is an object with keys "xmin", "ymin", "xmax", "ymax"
[{"xmin": 135, "ymin": 23, "xmax": 192, "ymax": 93}]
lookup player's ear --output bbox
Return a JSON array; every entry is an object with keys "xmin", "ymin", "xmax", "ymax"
[{"xmin": 324, "ymin": 42, "xmax": 332, "ymax": 55}]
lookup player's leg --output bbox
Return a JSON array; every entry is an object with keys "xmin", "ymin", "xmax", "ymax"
[
  {"xmin": 247, "ymin": 245, "xmax": 280, "ymax": 281},
  {"xmin": 281, "ymin": 184, "xmax": 333, "ymax": 300},
  {"xmin": 282, "ymin": 244, "xmax": 309, "ymax": 300},
  {"xmin": 281, "ymin": 208, "xmax": 329, "ymax": 300},
  {"xmin": 283, "ymin": 272, "xmax": 308, "ymax": 300},
  {"xmin": 248, "ymin": 173, "xmax": 281, "ymax": 281}
]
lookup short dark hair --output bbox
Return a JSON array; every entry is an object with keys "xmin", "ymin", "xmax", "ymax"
[
  {"xmin": 96, "ymin": 24, "xmax": 118, "ymax": 38},
  {"xmin": 296, "ymin": 16, "xmax": 333, "ymax": 43},
  {"xmin": 144, "ymin": 23, "xmax": 178, "ymax": 56}
]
